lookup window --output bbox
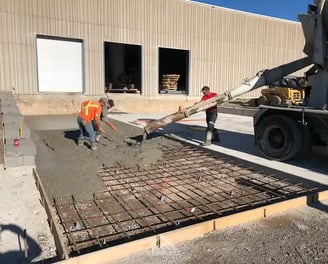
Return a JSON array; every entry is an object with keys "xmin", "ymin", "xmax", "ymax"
[
  {"xmin": 104, "ymin": 42, "xmax": 142, "ymax": 94},
  {"xmin": 36, "ymin": 35, "xmax": 84, "ymax": 93},
  {"xmin": 159, "ymin": 48, "xmax": 189, "ymax": 94}
]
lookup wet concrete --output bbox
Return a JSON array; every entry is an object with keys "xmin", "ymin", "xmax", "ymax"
[
  {"xmin": 26, "ymin": 115, "xmax": 182, "ymax": 201},
  {"xmin": 25, "ymin": 115, "xmax": 78, "ymax": 130}
]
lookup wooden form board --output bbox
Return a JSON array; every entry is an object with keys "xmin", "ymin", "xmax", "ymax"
[
  {"xmin": 33, "ymin": 169, "xmax": 69, "ymax": 259},
  {"xmin": 55, "ymin": 191, "xmax": 328, "ymax": 264}
]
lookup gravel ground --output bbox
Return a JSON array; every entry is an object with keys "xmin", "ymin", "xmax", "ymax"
[
  {"xmin": 0, "ymin": 166, "xmax": 57, "ymax": 264},
  {"xmin": 112, "ymin": 202, "xmax": 328, "ymax": 264}
]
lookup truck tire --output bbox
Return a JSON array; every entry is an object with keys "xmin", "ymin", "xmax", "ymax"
[{"xmin": 255, "ymin": 115, "xmax": 302, "ymax": 161}]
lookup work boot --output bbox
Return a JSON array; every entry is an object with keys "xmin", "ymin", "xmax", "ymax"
[
  {"xmin": 212, "ymin": 129, "xmax": 220, "ymax": 142},
  {"xmin": 201, "ymin": 131, "xmax": 212, "ymax": 146},
  {"xmin": 78, "ymin": 139, "xmax": 84, "ymax": 146},
  {"xmin": 91, "ymin": 142, "xmax": 97, "ymax": 150}
]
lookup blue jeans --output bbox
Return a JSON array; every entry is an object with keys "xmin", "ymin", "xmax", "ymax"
[
  {"xmin": 77, "ymin": 116, "xmax": 96, "ymax": 143},
  {"xmin": 206, "ymin": 111, "xmax": 217, "ymax": 131}
]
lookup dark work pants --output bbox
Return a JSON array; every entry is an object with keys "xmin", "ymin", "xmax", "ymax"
[{"xmin": 206, "ymin": 111, "xmax": 217, "ymax": 132}]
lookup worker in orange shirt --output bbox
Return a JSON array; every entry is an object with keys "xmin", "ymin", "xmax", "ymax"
[
  {"xmin": 77, "ymin": 98, "xmax": 107, "ymax": 150},
  {"xmin": 94, "ymin": 98, "xmax": 121, "ymax": 142},
  {"xmin": 200, "ymin": 86, "xmax": 220, "ymax": 146}
]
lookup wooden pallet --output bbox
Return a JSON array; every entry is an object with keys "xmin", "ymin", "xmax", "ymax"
[{"xmin": 106, "ymin": 88, "xmax": 140, "ymax": 94}]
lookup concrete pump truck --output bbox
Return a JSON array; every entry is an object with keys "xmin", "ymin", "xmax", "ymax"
[{"xmin": 144, "ymin": 0, "xmax": 328, "ymax": 161}]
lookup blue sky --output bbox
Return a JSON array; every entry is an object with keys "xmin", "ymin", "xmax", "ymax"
[{"xmin": 191, "ymin": 0, "xmax": 314, "ymax": 21}]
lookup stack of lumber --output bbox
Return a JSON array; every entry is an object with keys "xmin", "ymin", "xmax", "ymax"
[{"xmin": 161, "ymin": 74, "xmax": 180, "ymax": 91}]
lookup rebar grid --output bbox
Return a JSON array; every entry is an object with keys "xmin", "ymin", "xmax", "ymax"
[{"xmin": 54, "ymin": 144, "xmax": 316, "ymax": 254}]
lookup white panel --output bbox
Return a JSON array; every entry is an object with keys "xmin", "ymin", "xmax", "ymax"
[{"xmin": 37, "ymin": 37, "xmax": 83, "ymax": 93}]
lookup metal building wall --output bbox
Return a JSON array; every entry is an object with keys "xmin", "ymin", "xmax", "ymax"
[{"xmin": 0, "ymin": 0, "xmax": 305, "ymax": 97}]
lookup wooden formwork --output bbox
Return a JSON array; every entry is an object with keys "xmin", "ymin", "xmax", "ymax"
[
  {"xmin": 32, "ymin": 142, "xmax": 328, "ymax": 264},
  {"xmin": 55, "ymin": 190, "xmax": 328, "ymax": 264},
  {"xmin": 33, "ymin": 169, "xmax": 69, "ymax": 260}
]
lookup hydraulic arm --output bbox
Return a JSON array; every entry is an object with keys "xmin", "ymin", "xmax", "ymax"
[{"xmin": 144, "ymin": 56, "xmax": 312, "ymax": 135}]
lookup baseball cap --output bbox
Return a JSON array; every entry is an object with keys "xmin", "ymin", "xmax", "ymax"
[
  {"xmin": 201, "ymin": 86, "xmax": 210, "ymax": 92},
  {"xmin": 99, "ymin": 97, "xmax": 108, "ymax": 106},
  {"xmin": 108, "ymin": 99, "xmax": 115, "ymax": 107}
]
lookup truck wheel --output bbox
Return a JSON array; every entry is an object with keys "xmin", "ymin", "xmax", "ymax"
[
  {"xmin": 255, "ymin": 115, "xmax": 302, "ymax": 161},
  {"xmin": 268, "ymin": 95, "xmax": 282, "ymax": 105}
]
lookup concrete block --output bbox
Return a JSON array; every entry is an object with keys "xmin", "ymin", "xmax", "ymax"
[
  {"xmin": 4, "ymin": 124, "xmax": 20, "ymax": 140},
  {"xmin": 3, "ymin": 122, "xmax": 31, "ymax": 140},
  {"xmin": 20, "ymin": 123, "xmax": 31, "ymax": 139},
  {"xmin": 0, "ymin": 105, "xmax": 20, "ymax": 115},
  {"xmin": 2, "ymin": 114, "xmax": 23, "ymax": 124},
  {"xmin": 23, "ymin": 155, "xmax": 35, "ymax": 166},
  {"xmin": 4, "ymin": 156, "xmax": 24, "ymax": 168},
  {"xmin": 0, "ymin": 91, "xmax": 14, "ymax": 100},
  {"xmin": 0, "ymin": 99, "xmax": 16, "ymax": 107},
  {"xmin": 0, "ymin": 98, "xmax": 17, "ymax": 106},
  {"xmin": 5, "ymin": 138, "xmax": 36, "ymax": 156}
]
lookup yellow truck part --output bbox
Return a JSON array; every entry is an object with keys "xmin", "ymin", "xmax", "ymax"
[{"xmin": 259, "ymin": 87, "xmax": 305, "ymax": 106}]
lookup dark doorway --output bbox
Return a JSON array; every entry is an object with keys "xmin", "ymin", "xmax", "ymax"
[
  {"xmin": 104, "ymin": 42, "xmax": 142, "ymax": 94},
  {"xmin": 159, "ymin": 48, "xmax": 189, "ymax": 94}
]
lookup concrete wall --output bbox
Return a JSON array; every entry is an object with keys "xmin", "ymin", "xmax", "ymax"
[
  {"xmin": 16, "ymin": 93, "xmax": 198, "ymax": 115},
  {"xmin": 0, "ymin": 0, "xmax": 307, "ymax": 113}
]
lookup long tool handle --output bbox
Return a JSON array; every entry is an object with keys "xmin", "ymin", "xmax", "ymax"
[{"xmin": 107, "ymin": 122, "xmax": 123, "ymax": 134}]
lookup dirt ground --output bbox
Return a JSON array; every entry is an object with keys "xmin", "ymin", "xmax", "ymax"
[
  {"xmin": 112, "ymin": 202, "xmax": 328, "ymax": 264},
  {"xmin": 32, "ymin": 118, "xmax": 183, "ymax": 201},
  {"xmin": 0, "ymin": 166, "xmax": 57, "ymax": 264}
]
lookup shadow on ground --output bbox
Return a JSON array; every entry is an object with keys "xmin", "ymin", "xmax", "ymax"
[
  {"xmin": 0, "ymin": 224, "xmax": 42, "ymax": 264},
  {"xmin": 159, "ymin": 122, "xmax": 328, "ymax": 176},
  {"xmin": 307, "ymin": 193, "xmax": 328, "ymax": 213},
  {"xmin": 308, "ymin": 202, "xmax": 328, "ymax": 213},
  {"xmin": 64, "ymin": 130, "xmax": 80, "ymax": 143}
]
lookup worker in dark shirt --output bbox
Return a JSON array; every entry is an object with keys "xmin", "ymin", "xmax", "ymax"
[{"xmin": 200, "ymin": 86, "xmax": 220, "ymax": 146}]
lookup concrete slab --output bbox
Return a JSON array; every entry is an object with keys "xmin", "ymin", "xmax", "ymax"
[
  {"xmin": 4, "ymin": 155, "xmax": 24, "ymax": 168},
  {"xmin": 24, "ymin": 115, "xmax": 78, "ymax": 130},
  {"xmin": 23, "ymin": 112, "xmax": 328, "ymax": 185}
]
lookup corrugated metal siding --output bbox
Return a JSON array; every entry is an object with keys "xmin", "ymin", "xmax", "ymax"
[{"xmin": 0, "ymin": 0, "xmax": 305, "ymax": 96}]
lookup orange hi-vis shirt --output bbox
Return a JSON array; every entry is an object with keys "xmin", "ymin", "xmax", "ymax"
[{"xmin": 79, "ymin": 100, "xmax": 102, "ymax": 122}]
